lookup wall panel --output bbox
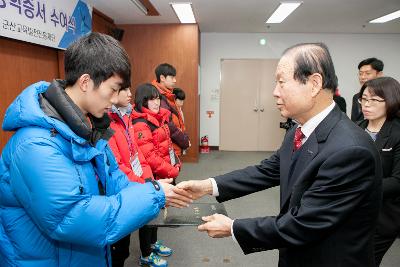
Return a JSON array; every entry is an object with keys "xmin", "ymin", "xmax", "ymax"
[
  {"xmin": 0, "ymin": 37, "xmax": 59, "ymax": 151},
  {"xmin": 120, "ymin": 24, "xmax": 200, "ymax": 162}
]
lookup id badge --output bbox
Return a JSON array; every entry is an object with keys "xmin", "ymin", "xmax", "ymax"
[
  {"xmin": 169, "ymin": 148, "xmax": 176, "ymax": 166},
  {"xmin": 130, "ymin": 153, "xmax": 143, "ymax": 177}
]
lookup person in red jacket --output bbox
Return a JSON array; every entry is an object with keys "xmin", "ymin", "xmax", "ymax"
[
  {"xmin": 151, "ymin": 63, "xmax": 190, "ymax": 157},
  {"xmin": 108, "ymin": 87, "xmax": 169, "ymax": 267},
  {"xmin": 108, "ymin": 88, "xmax": 153, "ymax": 184},
  {"xmin": 133, "ymin": 83, "xmax": 181, "ymax": 179},
  {"xmin": 132, "ymin": 83, "xmax": 181, "ymax": 266}
]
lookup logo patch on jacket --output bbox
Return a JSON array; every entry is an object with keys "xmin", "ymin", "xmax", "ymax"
[{"xmin": 138, "ymin": 132, "xmax": 143, "ymax": 139}]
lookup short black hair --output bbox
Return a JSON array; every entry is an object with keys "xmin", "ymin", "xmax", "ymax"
[
  {"xmin": 358, "ymin": 58, "xmax": 384, "ymax": 72},
  {"xmin": 173, "ymin": 88, "xmax": 186, "ymax": 100},
  {"xmin": 64, "ymin": 32, "xmax": 131, "ymax": 89},
  {"xmin": 155, "ymin": 63, "xmax": 176, "ymax": 83},
  {"xmin": 118, "ymin": 87, "xmax": 130, "ymax": 94},
  {"xmin": 283, "ymin": 43, "xmax": 337, "ymax": 93},
  {"xmin": 359, "ymin": 77, "xmax": 400, "ymax": 120},
  {"xmin": 134, "ymin": 83, "xmax": 160, "ymax": 111}
]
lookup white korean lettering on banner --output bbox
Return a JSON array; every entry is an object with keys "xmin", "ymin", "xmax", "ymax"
[{"xmin": 0, "ymin": 0, "xmax": 92, "ymax": 49}]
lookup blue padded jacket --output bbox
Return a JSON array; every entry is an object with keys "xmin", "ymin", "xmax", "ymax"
[{"xmin": 0, "ymin": 81, "xmax": 165, "ymax": 267}]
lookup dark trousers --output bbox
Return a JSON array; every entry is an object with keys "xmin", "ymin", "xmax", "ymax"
[
  {"xmin": 139, "ymin": 226, "xmax": 158, "ymax": 257},
  {"xmin": 111, "ymin": 234, "xmax": 131, "ymax": 267}
]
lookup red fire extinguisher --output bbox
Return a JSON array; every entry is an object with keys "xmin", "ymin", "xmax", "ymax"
[{"xmin": 200, "ymin": 135, "xmax": 210, "ymax": 153}]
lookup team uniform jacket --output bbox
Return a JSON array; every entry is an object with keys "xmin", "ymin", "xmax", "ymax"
[
  {"xmin": 131, "ymin": 106, "xmax": 180, "ymax": 179},
  {"xmin": 108, "ymin": 105, "xmax": 154, "ymax": 183}
]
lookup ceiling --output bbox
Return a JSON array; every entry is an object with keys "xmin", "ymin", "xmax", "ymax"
[{"xmin": 88, "ymin": 0, "xmax": 400, "ymax": 34}]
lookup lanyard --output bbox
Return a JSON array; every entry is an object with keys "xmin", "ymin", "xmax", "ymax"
[{"xmin": 118, "ymin": 114, "xmax": 138, "ymax": 158}]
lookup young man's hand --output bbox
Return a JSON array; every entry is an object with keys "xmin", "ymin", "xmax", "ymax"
[{"xmin": 158, "ymin": 180, "xmax": 193, "ymax": 208}]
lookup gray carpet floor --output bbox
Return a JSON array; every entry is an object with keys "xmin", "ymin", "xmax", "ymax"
[{"xmin": 124, "ymin": 151, "xmax": 400, "ymax": 266}]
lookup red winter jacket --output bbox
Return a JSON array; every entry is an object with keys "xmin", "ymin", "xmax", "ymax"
[
  {"xmin": 152, "ymin": 80, "xmax": 190, "ymax": 157},
  {"xmin": 131, "ymin": 106, "xmax": 180, "ymax": 180},
  {"xmin": 108, "ymin": 106, "xmax": 154, "ymax": 183}
]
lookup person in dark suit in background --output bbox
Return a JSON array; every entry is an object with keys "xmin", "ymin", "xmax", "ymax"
[
  {"xmin": 351, "ymin": 58, "xmax": 384, "ymax": 122},
  {"xmin": 178, "ymin": 43, "xmax": 382, "ymax": 267},
  {"xmin": 356, "ymin": 76, "xmax": 400, "ymax": 266},
  {"xmin": 334, "ymin": 88, "xmax": 346, "ymax": 113}
]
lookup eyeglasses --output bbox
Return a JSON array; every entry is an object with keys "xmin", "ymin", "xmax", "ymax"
[{"xmin": 358, "ymin": 97, "xmax": 385, "ymax": 105}]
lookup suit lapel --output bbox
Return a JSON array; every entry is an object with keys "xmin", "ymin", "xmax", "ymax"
[
  {"xmin": 280, "ymin": 106, "xmax": 343, "ymax": 210},
  {"xmin": 280, "ymin": 127, "xmax": 296, "ymax": 197},
  {"xmin": 375, "ymin": 120, "xmax": 392, "ymax": 150},
  {"xmin": 281, "ymin": 133, "xmax": 319, "ymax": 208},
  {"xmin": 358, "ymin": 119, "xmax": 392, "ymax": 150}
]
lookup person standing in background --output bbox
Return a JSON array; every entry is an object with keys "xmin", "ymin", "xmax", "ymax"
[
  {"xmin": 132, "ymin": 83, "xmax": 182, "ymax": 267},
  {"xmin": 152, "ymin": 64, "xmax": 190, "ymax": 158},
  {"xmin": 351, "ymin": 57, "xmax": 384, "ymax": 122},
  {"xmin": 333, "ymin": 88, "xmax": 346, "ymax": 113},
  {"xmin": 173, "ymin": 87, "xmax": 190, "ymax": 155},
  {"xmin": 356, "ymin": 76, "xmax": 400, "ymax": 266},
  {"xmin": 108, "ymin": 87, "xmax": 169, "ymax": 267}
]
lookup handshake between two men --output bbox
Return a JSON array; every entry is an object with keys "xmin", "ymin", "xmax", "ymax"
[{"xmin": 158, "ymin": 178, "xmax": 233, "ymax": 239}]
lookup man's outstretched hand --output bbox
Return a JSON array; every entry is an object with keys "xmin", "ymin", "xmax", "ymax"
[
  {"xmin": 198, "ymin": 213, "xmax": 233, "ymax": 238},
  {"xmin": 158, "ymin": 179, "xmax": 193, "ymax": 208},
  {"xmin": 176, "ymin": 179, "xmax": 213, "ymax": 200}
]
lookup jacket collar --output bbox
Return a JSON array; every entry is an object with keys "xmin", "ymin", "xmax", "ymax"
[
  {"xmin": 313, "ymin": 105, "xmax": 343, "ymax": 143},
  {"xmin": 151, "ymin": 80, "xmax": 175, "ymax": 98},
  {"xmin": 280, "ymin": 106, "xmax": 343, "ymax": 208},
  {"xmin": 42, "ymin": 80, "xmax": 92, "ymax": 140},
  {"xmin": 132, "ymin": 106, "xmax": 170, "ymax": 126},
  {"xmin": 111, "ymin": 104, "xmax": 132, "ymax": 117},
  {"xmin": 358, "ymin": 118, "xmax": 394, "ymax": 149},
  {"xmin": 41, "ymin": 80, "xmax": 114, "ymax": 146}
]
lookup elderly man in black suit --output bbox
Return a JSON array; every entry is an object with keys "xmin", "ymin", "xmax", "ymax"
[{"xmin": 178, "ymin": 43, "xmax": 382, "ymax": 267}]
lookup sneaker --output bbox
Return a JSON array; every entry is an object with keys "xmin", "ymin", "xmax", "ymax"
[
  {"xmin": 151, "ymin": 240, "xmax": 173, "ymax": 257},
  {"xmin": 139, "ymin": 252, "xmax": 168, "ymax": 267}
]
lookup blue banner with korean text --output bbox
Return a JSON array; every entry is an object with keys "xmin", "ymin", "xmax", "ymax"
[{"xmin": 0, "ymin": 0, "xmax": 92, "ymax": 50}]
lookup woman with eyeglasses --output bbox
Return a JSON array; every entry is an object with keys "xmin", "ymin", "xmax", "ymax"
[{"xmin": 357, "ymin": 76, "xmax": 400, "ymax": 266}]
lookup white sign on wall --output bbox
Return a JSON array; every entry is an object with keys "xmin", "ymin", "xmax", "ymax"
[{"xmin": 0, "ymin": 0, "xmax": 92, "ymax": 50}]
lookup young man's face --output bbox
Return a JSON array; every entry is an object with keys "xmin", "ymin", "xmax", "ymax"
[
  {"xmin": 116, "ymin": 88, "xmax": 132, "ymax": 108},
  {"xmin": 358, "ymin": 65, "xmax": 381, "ymax": 85},
  {"xmin": 160, "ymin": 75, "xmax": 176, "ymax": 88},
  {"xmin": 84, "ymin": 74, "xmax": 123, "ymax": 118}
]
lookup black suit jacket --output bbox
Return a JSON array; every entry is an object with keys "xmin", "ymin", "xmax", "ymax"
[
  {"xmin": 333, "ymin": 95, "xmax": 346, "ymax": 113},
  {"xmin": 351, "ymin": 93, "xmax": 364, "ymax": 122},
  {"xmin": 215, "ymin": 106, "xmax": 382, "ymax": 267},
  {"xmin": 358, "ymin": 118, "xmax": 400, "ymax": 235}
]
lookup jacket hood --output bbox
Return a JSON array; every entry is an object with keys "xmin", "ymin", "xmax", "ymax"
[
  {"xmin": 2, "ymin": 81, "xmax": 88, "ymax": 144},
  {"xmin": 2, "ymin": 80, "xmax": 113, "ymax": 145}
]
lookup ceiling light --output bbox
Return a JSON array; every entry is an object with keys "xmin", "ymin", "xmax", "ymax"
[
  {"xmin": 129, "ymin": 0, "xmax": 148, "ymax": 15},
  {"xmin": 266, "ymin": 2, "xmax": 302, "ymax": 24},
  {"xmin": 259, "ymin": 38, "xmax": 267, "ymax": 45},
  {"xmin": 369, "ymin": 9, "xmax": 400, "ymax": 23},
  {"xmin": 171, "ymin": 2, "xmax": 196, "ymax": 23}
]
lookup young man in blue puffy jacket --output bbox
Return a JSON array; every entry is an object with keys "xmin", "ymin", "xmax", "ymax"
[{"xmin": 0, "ymin": 32, "xmax": 192, "ymax": 267}]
